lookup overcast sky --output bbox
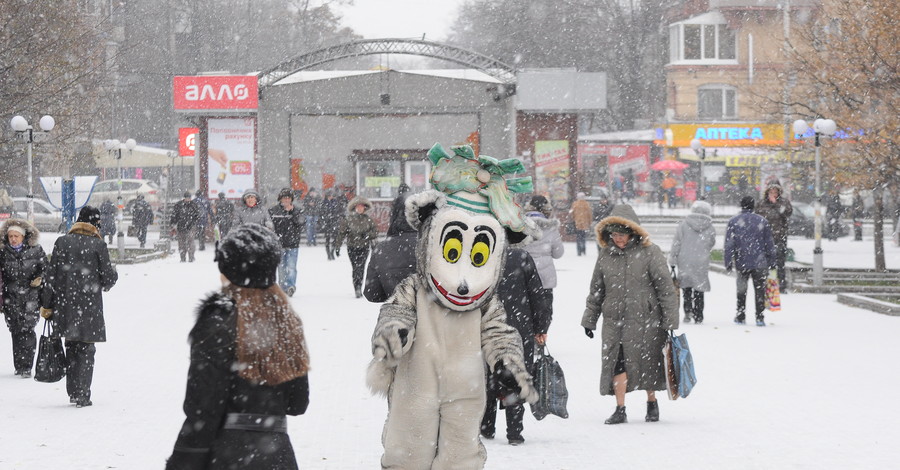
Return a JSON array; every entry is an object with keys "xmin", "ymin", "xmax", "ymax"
[{"xmin": 333, "ymin": 0, "xmax": 465, "ymax": 41}]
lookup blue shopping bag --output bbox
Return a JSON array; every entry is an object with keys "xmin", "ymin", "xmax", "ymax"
[{"xmin": 671, "ymin": 332, "xmax": 696, "ymax": 398}]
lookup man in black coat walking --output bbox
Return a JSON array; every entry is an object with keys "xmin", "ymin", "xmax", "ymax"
[
  {"xmin": 214, "ymin": 193, "xmax": 235, "ymax": 237},
  {"xmin": 171, "ymin": 192, "xmax": 200, "ymax": 262},
  {"xmin": 269, "ymin": 188, "xmax": 305, "ymax": 296},
  {"xmin": 131, "ymin": 195, "xmax": 154, "ymax": 248},
  {"xmin": 480, "ymin": 248, "xmax": 552, "ymax": 445},
  {"xmin": 40, "ymin": 206, "xmax": 118, "ymax": 407}
]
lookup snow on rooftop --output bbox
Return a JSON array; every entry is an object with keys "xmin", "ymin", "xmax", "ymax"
[{"xmin": 273, "ymin": 68, "xmax": 501, "ymax": 86}]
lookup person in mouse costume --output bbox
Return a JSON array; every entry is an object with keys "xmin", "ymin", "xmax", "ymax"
[{"xmin": 366, "ymin": 143, "xmax": 540, "ymax": 470}]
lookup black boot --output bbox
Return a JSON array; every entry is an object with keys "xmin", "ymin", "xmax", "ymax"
[
  {"xmin": 646, "ymin": 400, "xmax": 659, "ymax": 422},
  {"xmin": 604, "ymin": 406, "xmax": 627, "ymax": 425}
]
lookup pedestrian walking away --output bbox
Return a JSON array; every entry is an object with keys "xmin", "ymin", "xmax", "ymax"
[
  {"xmin": 39, "ymin": 206, "xmax": 118, "ymax": 408},
  {"xmin": 851, "ymin": 190, "xmax": 864, "ymax": 241},
  {"xmin": 0, "ymin": 218, "xmax": 46, "ymax": 378},
  {"xmin": 303, "ymin": 188, "xmax": 322, "ymax": 246},
  {"xmin": 269, "ymin": 188, "xmax": 305, "ymax": 297},
  {"xmin": 582, "ymin": 204, "xmax": 679, "ymax": 425},
  {"xmin": 319, "ymin": 190, "xmax": 344, "ymax": 260},
  {"xmin": 668, "ymin": 200, "xmax": 716, "ymax": 324},
  {"xmin": 131, "ymin": 195, "xmax": 154, "ymax": 248},
  {"xmin": 99, "ymin": 199, "xmax": 116, "ymax": 244},
  {"xmin": 233, "ymin": 189, "xmax": 274, "ymax": 230},
  {"xmin": 755, "ymin": 180, "xmax": 793, "ymax": 292},
  {"xmin": 171, "ymin": 192, "xmax": 200, "ymax": 262},
  {"xmin": 481, "ymin": 248, "xmax": 551, "ymax": 446},
  {"xmin": 568, "ymin": 192, "xmax": 592, "ymax": 256},
  {"xmin": 334, "ymin": 196, "xmax": 377, "ymax": 298},
  {"xmin": 726, "ymin": 196, "xmax": 777, "ymax": 326},
  {"xmin": 364, "ymin": 186, "xmax": 416, "ymax": 302},
  {"xmin": 214, "ymin": 192, "xmax": 235, "ymax": 237},
  {"xmin": 166, "ymin": 224, "xmax": 310, "ymax": 470},
  {"xmin": 193, "ymin": 189, "xmax": 213, "ymax": 250}
]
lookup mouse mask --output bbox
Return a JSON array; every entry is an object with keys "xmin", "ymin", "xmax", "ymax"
[{"xmin": 406, "ymin": 143, "xmax": 540, "ymax": 311}]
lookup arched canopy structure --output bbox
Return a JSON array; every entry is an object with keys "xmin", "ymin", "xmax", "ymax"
[{"xmin": 257, "ymin": 38, "xmax": 516, "ymax": 88}]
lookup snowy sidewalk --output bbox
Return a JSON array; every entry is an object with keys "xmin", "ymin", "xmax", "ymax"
[{"xmin": 0, "ymin": 238, "xmax": 898, "ymax": 469}]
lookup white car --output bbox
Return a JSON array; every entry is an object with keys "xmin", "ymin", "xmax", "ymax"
[
  {"xmin": 11, "ymin": 197, "xmax": 65, "ymax": 233},
  {"xmin": 89, "ymin": 179, "xmax": 161, "ymax": 214}
]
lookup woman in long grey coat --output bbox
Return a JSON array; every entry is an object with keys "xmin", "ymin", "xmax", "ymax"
[
  {"xmin": 581, "ymin": 204, "xmax": 679, "ymax": 425},
  {"xmin": 668, "ymin": 200, "xmax": 716, "ymax": 324}
]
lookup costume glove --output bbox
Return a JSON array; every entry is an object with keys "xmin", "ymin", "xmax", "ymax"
[
  {"xmin": 40, "ymin": 308, "xmax": 53, "ymax": 319},
  {"xmin": 489, "ymin": 360, "xmax": 523, "ymax": 407},
  {"xmin": 30, "ymin": 277, "xmax": 42, "ymax": 287},
  {"xmin": 584, "ymin": 327, "xmax": 594, "ymax": 339}
]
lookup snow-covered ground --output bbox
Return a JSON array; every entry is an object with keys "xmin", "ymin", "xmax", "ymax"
[{"xmin": 1, "ymin": 227, "xmax": 898, "ymax": 469}]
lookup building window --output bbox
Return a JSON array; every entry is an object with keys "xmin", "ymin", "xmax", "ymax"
[
  {"xmin": 698, "ymin": 86, "xmax": 737, "ymax": 120},
  {"xmin": 669, "ymin": 13, "xmax": 736, "ymax": 63},
  {"xmin": 352, "ymin": 149, "xmax": 431, "ymax": 200}
]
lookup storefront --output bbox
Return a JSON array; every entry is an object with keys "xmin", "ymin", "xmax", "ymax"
[
  {"xmin": 654, "ymin": 123, "xmax": 813, "ymax": 203},
  {"xmin": 576, "ymin": 129, "xmax": 657, "ymax": 200}
]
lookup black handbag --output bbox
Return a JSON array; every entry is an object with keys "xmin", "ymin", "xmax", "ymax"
[
  {"xmin": 530, "ymin": 344, "xmax": 569, "ymax": 420},
  {"xmin": 34, "ymin": 320, "xmax": 67, "ymax": 383}
]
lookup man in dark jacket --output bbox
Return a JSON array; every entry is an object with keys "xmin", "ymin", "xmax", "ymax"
[
  {"xmin": 214, "ymin": 193, "xmax": 235, "ymax": 237},
  {"xmin": 40, "ymin": 206, "xmax": 118, "ymax": 407},
  {"xmin": 726, "ymin": 196, "xmax": 776, "ymax": 326},
  {"xmin": 131, "ymin": 194, "xmax": 154, "ymax": 248},
  {"xmin": 193, "ymin": 190, "xmax": 213, "ymax": 251},
  {"xmin": 269, "ymin": 188, "xmax": 305, "ymax": 296},
  {"xmin": 481, "ymin": 248, "xmax": 551, "ymax": 445},
  {"xmin": 825, "ymin": 190, "xmax": 844, "ymax": 241},
  {"xmin": 302, "ymin": 188, "xmax": 322, "ymax": 246},
  {"xmin": 319, "ymin": 190, "xmax": 344, "ymax": 260},
  {"xmin": 99, "ymin": 199, "xmax": 117, "ymax": 244},
  {"xmin": 755, "ymin": 180, "xmax": 793, "ymax": 291},
  {"xmin": 171, "ymin": 191, "xmax": 200, "ymax": 262},
  {"xmin": 364, "ymin": 187, "xmax": 416, "ymax": 302}
]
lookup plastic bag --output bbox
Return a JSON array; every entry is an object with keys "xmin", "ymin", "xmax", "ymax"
[{"xmin": 530, "ymin": 344, "xmax": 569, "ymax": 420}]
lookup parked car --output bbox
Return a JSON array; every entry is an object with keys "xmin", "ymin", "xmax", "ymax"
[
  {"xmin": 788, "ymin": 202, "xmax": 849, "ymax": 239},
  {"xmin": 11, "ymin": 197, "xmax": 65, "ymax": 232},
  {"xmin": 89, "ymin": 179, "xmax": 161, "ymax": 214}
]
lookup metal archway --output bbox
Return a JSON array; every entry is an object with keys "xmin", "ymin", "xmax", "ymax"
[{"xmin": 257, "ymin": 38, "xmax": 516, "ymax": 88}]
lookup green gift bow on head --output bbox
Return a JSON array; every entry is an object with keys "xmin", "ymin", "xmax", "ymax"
[{"xmin": 427, "ymin": 143, "xmax": 533, "ymax": 233}]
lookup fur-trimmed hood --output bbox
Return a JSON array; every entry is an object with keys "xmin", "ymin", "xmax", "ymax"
[
  {"xmin": 68, "ymin": 221, "xmax": 102, "ymax": 239},
  {"xmin": 595, "ymin": 204, "xmax": 651, "ymax": 248},
  {"xmin": 0, "ymin": 218, "xmax": 39, "ymax": 246},
  {"xmin": 346, "ymin": 195, "xmax": 373, "ymax": 213}
]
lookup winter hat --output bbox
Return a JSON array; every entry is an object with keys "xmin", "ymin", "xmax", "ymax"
[
  {"xmin": 398, "ymin": 183, "xmax": 411, "ymax": 195},
  {"xmin": 740, "ymin": 196, "xmax": 756, "ymax": 211},
  {"xmin": 278, "ymin": 188, "xmax": 294, "ymax": 201},
  {"xmin": 605, "ymin": 223, "xmax": 633, "ymax": 235},
  {"xmin": 218, "ymin": 193, "xmax": 226, "ymax": 199},
  {"xmin": 6, "ymin": 225, "xmax": 26, "ymax": 237},
  {"xmin": 215, "ymin": 224, "xmax": 282, "ymax": 289},
  {"xmin": 183, "ymin": 191, "xmax": 192, "ymax": 198},
  {"xmin": 77, "ymin": 205, "xmax": 102, "ymax": 229},
  {"xmin": 691, "ymin": 200, "xmax": 712, "ymax": 216},
  {"xmin": 195, "ymin": 189, "xmax": 204, "ymax": 198}
]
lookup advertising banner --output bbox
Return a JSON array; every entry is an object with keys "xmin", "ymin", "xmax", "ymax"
[
  {"xmin": 179, "ymin": 127, "xmax": 199, "ymax": 156},
  {"xmin": 207, "ymin": 118, "xmax": 256, "ymax": 198},
  {"xmin": 173, "ymin": 75, "xmax": 258, "ymax": 111},
  {"xmin": 533, "ymin": 140, "xmax": 570, "ymax": 207}
]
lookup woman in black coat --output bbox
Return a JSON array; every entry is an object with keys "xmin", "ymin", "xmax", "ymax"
[
  {"xmin": 480, "ymin": 248, "xmax": 552, "ymax": 445},
  {"xmin": 0, "ymin": 219, "xmax": 46, "ymax": 378},
  {"xmin": 167, "ymin": 224, "xmax": 310, "ymax": 470},
  {"xmin": 364, "ymin": 189, "xmax": 417, "ymax": 302},
  {"xmin": 41, "ymin": 207, "xmax": 118, "ymax": 407}
]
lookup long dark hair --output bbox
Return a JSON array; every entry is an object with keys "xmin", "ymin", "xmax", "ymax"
[{"xmin": 224, "ymin": 284, "xmax": 310, "ymax": 385}]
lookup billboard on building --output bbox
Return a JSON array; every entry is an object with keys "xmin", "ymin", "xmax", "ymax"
[
  {"xmin": 207, "ymin": 118, "xmax": 256, "ymax": 198},
  {"xmin": 533, "ymin": 140, "xmax": 570, "ymax": 207},
  {"xmin": 173, "ymin": 75, "xmax": 258, "ymax": 112},
  {"xmin": 516, "ymin": 71, "xmax": 607, "ymax": 112}
]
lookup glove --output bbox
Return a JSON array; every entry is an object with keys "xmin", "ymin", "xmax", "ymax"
[
  {"xmin": 489, "ymin": 360, "xmax": 523, "ymax": 407},
  {"xmin": 30, "ymin": 277, "xmax": 42, "ymax": 287},
  {"xmin": 372, "ymin": 326, "xmax": 409, "ymax": 366},
  {"xmin": 584, "ymin": 327, "xmax": 594, "ymax": 339},
  {"xmin": 40, "ymin": 308, "xmax": 53, "ymax": 319}
]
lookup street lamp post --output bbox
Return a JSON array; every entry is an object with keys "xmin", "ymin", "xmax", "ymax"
[
  {"xmin": 690, "ymin": 138, "xmax": 706, "ymax": 200},
  {"xmin": 792, "ymin": 118, "xmax": 837, "ymax": 286},
  {"xmin": 104, "ymin": 138, "xmax": 137, "ymax": 260},
  {"xmin": 10, "ymin": 115, "xmax": 55, "ymax": 223}
]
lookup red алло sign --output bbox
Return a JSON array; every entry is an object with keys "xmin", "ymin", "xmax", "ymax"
[
  {"xmin": 173, "ymin": 76, "xmax": 258, "ymax": 111},
  {"xmin": 179, "ymin": 127, "xmax": 199, "ymax": 156}
]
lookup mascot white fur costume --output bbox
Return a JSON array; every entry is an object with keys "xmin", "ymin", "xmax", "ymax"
[{"xmin": 367, "ymin": 144, "xmax": 540, "ymax": 470}]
